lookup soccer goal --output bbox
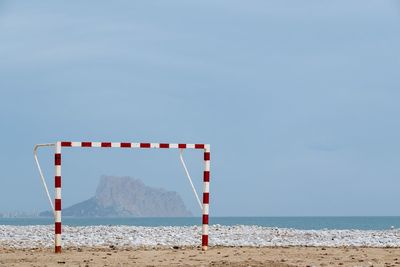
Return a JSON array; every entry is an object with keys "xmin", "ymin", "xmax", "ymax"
[{"xmin": 34, "ymin": 141, "xmax": 211, "ymax": 253}]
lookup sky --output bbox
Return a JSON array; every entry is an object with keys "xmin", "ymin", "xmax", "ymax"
[{"xmin": 0, "ymin": 0, "xmax": 399, "ymax": 216}]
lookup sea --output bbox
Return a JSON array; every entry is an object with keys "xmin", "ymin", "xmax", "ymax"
[{"xmin": 1, "ymin": 217, "xmax": 400, "ymax": 230}]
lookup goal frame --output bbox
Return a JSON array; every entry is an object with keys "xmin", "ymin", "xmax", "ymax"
[{"xmin": 39, "ymin": 141, "xmax": 210, "ymax": 253}]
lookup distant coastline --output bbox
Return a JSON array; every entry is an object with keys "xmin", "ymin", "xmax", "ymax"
[{"xmin": 0, "ymin": 211, "xmax": 40, "ymax": 218}]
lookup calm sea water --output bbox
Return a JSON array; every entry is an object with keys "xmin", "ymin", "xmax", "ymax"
[{"xmin": 1, "ymin": 217, "xmax": 400, "ymax": 230}]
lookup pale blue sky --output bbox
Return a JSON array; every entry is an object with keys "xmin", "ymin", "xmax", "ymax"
[{"xmin": 0, "ymin": 1, "xmax": 399, "ymax": 216}]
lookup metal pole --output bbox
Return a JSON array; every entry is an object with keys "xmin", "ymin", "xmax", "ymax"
[
  {"xmin": 33, "ymin": 143, "xmax": 56, "ymax": 213},
  {"xmin": 54, "ymin": 142, "xmax": 62, "ymax": 253},
  {"xmin": 202, "ymin": 145, "xmax": 210, "ymax": 251},
  {"xmin": 179, "ymin": 149, "xmax": 203, "ymax": 210}
]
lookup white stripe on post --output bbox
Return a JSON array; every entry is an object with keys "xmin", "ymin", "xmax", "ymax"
[
  {"xmin": 55, "ymin": 188, "xmax": 61, "ymax": 199},
  {"xmin": 203, "ymin": 204, "xmax": 209, "ymax": 214},
  {"xmin": 131, "ymin": 143, "xmax": 140, "ymax": 148},
  {"xmin": 55, "ymin": 234, "xmax": 61, "ymax": 246},
  {"xmin": 205, "ymin": 161, "xmax": 210, "ymax": 171},
  {"xmin": 169, "ymin": 143, "xmax": 178, "ymax": 149},
  {"xmin": 55, "ymin": 234, "xmax": 61, "ymax": 244},
  {"xmin": 55, "ymin": 210, "xmax": 61, "ymax": 222},
  {"xmin": 71, "ymin": 142, "xmax": 80, "ymax": 147},
  {"xmin": 92, "ymin": 142, "xmax": 101, "ymax": 147},
  {"xmin": 202, "ymin": 224, "xmax": 209, "ymax": 235},
  {"xmin": 55, "ymin": 166, "xmax": 61, "ymax": 176},
  {"xmin": 150, "ymin": 143, "xmax": 160, "ymax": 148},
  {"xmin": 203, "ymin": 182, "xmax": 210, "ymax": 193},
  {"xmin": 111, "ymin": 142, "xmax": 120, "ymax": 148}
]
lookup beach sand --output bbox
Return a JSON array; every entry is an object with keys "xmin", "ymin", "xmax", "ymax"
[{"xmin": 1, "ymin": 246, "xmax": 400, "ymax": 267}]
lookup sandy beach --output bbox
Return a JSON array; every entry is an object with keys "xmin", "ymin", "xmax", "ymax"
[
  {"xmin": 2, "ymin": 225, "xmax": 400, "ymax": 266},
  {"xmin": 1, "ymin": 246, "xmax": 400, "ymax": 267}
]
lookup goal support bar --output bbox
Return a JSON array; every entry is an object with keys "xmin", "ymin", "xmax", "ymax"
[{"xmin": 49, "ymin": 141, "xmax": 210, "ymax": 253}]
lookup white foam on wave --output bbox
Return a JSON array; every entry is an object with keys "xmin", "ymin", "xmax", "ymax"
[{"xmin": 1, "ymin": 225, "xmax": 400, "ymax": 249}]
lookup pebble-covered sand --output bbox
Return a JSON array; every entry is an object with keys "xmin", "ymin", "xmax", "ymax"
[{"xmin": 1, "ymin": 225, "xmax": 400, "ymax": 249}]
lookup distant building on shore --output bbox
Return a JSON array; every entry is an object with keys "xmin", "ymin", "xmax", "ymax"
[{"xmin": 0, "ymin": 211, "xmax": 40, "ymax": 218}]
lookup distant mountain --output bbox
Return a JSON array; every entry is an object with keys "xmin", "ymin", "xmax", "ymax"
[{"xmin": 40, "ymin": 176, "xmax": 192, "ymax": 217}]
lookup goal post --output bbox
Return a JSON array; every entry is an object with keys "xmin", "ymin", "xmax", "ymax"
[{"xmin": 36, "ymin": 141, "xmax": 211, "ymax": 253}]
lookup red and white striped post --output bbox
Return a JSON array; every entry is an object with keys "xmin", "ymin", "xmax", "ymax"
[
  {"xmin": 51, "ymin": 141, "xmax": 210, "ymax": 253},
  {"xmin": 54, "ymin": 141, "xmax": 62, "ymax": 253},
  {"xmin": 202, "ymin": 145, "xmax": 210, "ymax": 251}
]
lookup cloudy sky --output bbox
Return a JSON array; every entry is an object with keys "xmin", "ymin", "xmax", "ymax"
[{"xmin": 0, "ymin": 0, "xmax": 399, "ymax": 216}]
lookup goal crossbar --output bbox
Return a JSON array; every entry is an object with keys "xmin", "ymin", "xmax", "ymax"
[{"xmin": 34, "ymin": 141, "xmax": 211, "ymax": 253}]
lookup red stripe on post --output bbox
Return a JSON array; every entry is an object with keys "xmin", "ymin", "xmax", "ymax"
[
  {"xmin": 195, "ymin": 144, "xmax": 205, "ymax": 149},
  {"xmin": 82, "ymin": 142, "xmax": 92, "ymax": 147},
  {"xmin": 159, "ymin": 143, "xmax": 169, "ymax": 148},
  {"xmin": 55, "ymin": 222, "xmax": 61, "ymax": 234},
  {"xmin": 202, "ymin": 214, "xmax": 209, "ymax": 224},
  {"xmin": 140, "ymin": 143, "xmax": 151, "ymax": 148},
  {"xmin": 55, "ymin": 154, "xmax": 61, "ymax": 166},
  {"xmin": 121, "ymin": 143, "xmax": 131, "ymax": 148},
  {"xmin": 55, "ymin": 199, "xmax": 61, "ymax": 211},
  {"xmin": 204, "ymin": 152, "xmax": 210, "ymax": 161},
  {"xmin": 178, "ymin": 144, "xmax": 186, "ymax": 149},
  {"xmin": 203, "ymin": 193, "xmax": 209, "ymax": 204},
  {"xmin": 202, "ymin": 235, "xmax": 208, "ymax": 247},
  {"xmin": 55, "ymin": 176, "xmax": 61, "ymax": 188},
  {"xmin": 61, "ymin": 142, "xmax": 71, "ymax": 147},
  {"xmin": 101, "ymin": 142, "xmax": 111, "ymax": 147},
  {"xmin": 55, "ymin": 246, "xmax": 62, "ymax": 253},
  {"xmin": 203, "ymin": 171, "xmax": 210, "ymax": 182}
]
